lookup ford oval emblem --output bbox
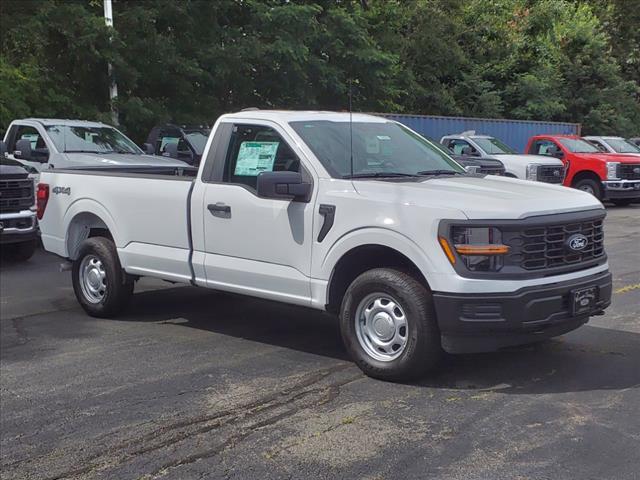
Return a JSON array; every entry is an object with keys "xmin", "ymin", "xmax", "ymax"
[
  {"xmin": 567, "ymin": 233, "xmax": 588, "ymax": 251},
  {"xmin": 634, "ymin": 167, "xmax": 640, "ymax": 174}
]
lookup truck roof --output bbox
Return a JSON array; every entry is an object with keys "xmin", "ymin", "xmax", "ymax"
[
  {"xmin": 18, "ymin": 118, "xmax": 110, "ymax": 128},
  {"xmin": 220, "ymin": 110, "xmax": 388, "ymax": 123}
]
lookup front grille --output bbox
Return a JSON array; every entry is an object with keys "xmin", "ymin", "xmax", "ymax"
[
  {"xmin": 537, "ymin": 165, "xmax": 565, "ymax": 184},
  {"xmin": 0, "ymin": 179, "xmax": 34, "ymax": 213},
  {"xmin": 517, "ymin": 218, "xmax": 604, "ymax": 271},
  {"xmin": 619, "ymin": 164, "xmax": 640, "ymax": 180},
  {"xmin": 0, "ymin": 216, "xmax": 35, "ymax": 230},
  {"xmin": 480, "ymin": 167, "xmax": 505, "ymax": 176}
]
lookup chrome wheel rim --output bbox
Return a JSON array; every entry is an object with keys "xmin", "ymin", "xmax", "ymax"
[
  {"xmin": 79, "ymin": 255, "xmax": 107, "ymax": 303},
  {"xmin": 579, "ymin": 184, "xmax": 595, "ymax": 195},
  {"xmin": 355, "ymin": 293, "xmax": 408, "ymax": 362}
]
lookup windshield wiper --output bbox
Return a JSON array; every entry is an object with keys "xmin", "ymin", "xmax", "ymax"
[
  {"xmin": 416, "ymin": 169, "xmax": 463, "ymax": 176},
  {"xmin": 65, "ymin": 149, "xmax": 115, "ymax": 154},
  {"xmin": 344, "ymin": 172, "xmax": 418, "ymax": 179}
]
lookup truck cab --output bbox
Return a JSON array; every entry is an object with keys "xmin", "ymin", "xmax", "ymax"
[
  {"xmin": 440, "ymin": 132, "xmax": 565, "ymax": 183},
  {"xmin": 2, "ymin": 119, "xmax": 190, "ymax": 172},
  {"xmin": 145, "ymin": 124, "xmax": 210, "ymax": 166},
  {"xmin": 527, "ymin": 134, "xmax": 640, "ymax": 205}
]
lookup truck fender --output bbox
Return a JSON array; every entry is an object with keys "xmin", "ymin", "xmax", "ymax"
[
  {"xmin": 63, "ymin": 199, "xmax": 121, "ymax": 259},
  {"xmin": 319, "ymin": 227, "xmax": 438, "ymax": 284}
]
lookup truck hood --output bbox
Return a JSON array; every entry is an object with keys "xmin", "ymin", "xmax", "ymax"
[
  {"xmin": 353, "ymin": 175, "xmax": 602, "ymax": 220},
  {"xmin": 63, "ymin": 152, "xmax": 189, "ymax": 168},
  {"xmin": 492, "ymin": 154, "xmax": 563, "ymax": 166}
]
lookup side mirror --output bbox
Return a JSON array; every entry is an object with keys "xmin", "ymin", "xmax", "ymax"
[
  {"xmin": 461, "ymin": 146, "xmax": 480, "ymax": 156},
  {"xmin": 163, "ymin": 142, "xmax": 178, "ymax": 158},
  {"xmin": 256, "ymin": 171, "xmax": 311, "ymax": 202},
  {"xmin": 464, "ymin": 165, "xmax": 481, "ymax": 174},
  {"xmin": 142, "ymin": 143, "xmax": 155, "ymax": 155},
  {"xmin": 0, "ymin": 140, "xmax": 7, "ymax": 157},
  {"xmin": 547, "ymin": 146, "xmax": 563, "ymax": 158},
  {"xmin": 14, "ymin": 139, "xmax": 32, "ymax": 160}
]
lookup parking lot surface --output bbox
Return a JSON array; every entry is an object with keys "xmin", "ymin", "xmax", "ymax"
[{"xmin": 1, "ymin": 205, "xmax": 639, "ymax": 480}]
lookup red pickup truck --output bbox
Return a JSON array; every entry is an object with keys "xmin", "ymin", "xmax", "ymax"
[{"xmin": 526, "ymin": 135, "xmax": 640, "ymax": 205}]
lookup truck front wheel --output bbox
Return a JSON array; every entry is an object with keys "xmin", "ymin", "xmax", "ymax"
[
  {"xmin": 572, "ymin": 178, "xmax": 602, "ymax": 200},
  {"xmin": 72, "ymin": 237, "xmax": 134, "ymax": 318},
  {"xmin": 339, "ymin": 268, "xmax": 442, "ymax": 381}
]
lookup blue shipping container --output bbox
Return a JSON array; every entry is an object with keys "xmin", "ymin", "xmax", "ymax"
[{"xmin": 377, "ymin": 113, "xmax": 580, "ymax": 153}]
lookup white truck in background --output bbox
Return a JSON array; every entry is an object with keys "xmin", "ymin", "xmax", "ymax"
[
  {"xmin": 37, "ymin": 111, "xmax": 612, "ymax": 381},
  {"xmin": 440, "ymin": 131, "xmax": 566, "ymax": 183},
  {"xmin": 1, "ymin": 118, "xmax": 189, "ymax": 172}
]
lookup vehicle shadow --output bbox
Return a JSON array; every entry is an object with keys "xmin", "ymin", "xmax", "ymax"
[{"xmin": 121, "ymin": 286, "xmax": 640, "ymax": 395}]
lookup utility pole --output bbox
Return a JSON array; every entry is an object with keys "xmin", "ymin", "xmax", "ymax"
[{"xmin": 104, "ymin": 0, "xmax": 119, "ymax": 125}]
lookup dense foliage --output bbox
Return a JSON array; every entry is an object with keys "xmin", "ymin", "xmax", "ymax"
[{"xmin": 1, "ymin": 0, "xmax": 639, "ymax": 142}]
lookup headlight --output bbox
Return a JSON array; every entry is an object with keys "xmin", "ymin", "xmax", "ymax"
[
  {"xmin": 606, "ymin": 162, "xmax": 619, "ymax": 180},
  {"xmin": 439, "ymin": 227, "xmax": 509, "ymax": 272},
  {"xmin": 526, "ymin": 164, "xmax": 539, "ymax": 180}
]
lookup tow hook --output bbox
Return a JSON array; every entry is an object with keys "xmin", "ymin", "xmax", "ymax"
[{"xmin": 59, "ymin": 261, "xmax": 72, "ymax": 272}]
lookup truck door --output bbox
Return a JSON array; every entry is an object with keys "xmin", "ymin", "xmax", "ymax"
[{"xmin": 195, "ymin": 121, "xmax": 315, "ymax": 305}]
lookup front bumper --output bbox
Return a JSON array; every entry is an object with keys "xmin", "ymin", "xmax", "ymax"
[
  {"xmin": 602, "ymin": 179, "xmax": 640, "ymax": 200},
  {"xmin": 432, "ymin": 270, "xmax": 612, "ymax": 353},
  {"xmin": 0, "ymin": 210, "xmax": 38, "ymax": 244}
]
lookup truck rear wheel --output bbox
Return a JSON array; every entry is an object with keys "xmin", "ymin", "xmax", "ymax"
[
  {"xmin": 339, "ymin": 268, "xmax": 442, "ymax": 381},
  {"xmin": 72, "ymin": 237, "xmax": 134, "ymax": 318}
]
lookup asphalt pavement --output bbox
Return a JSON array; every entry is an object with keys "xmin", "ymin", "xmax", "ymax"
[{"xmin": 1, "ymin": 204, "xmax": 639, "ymax": 480}]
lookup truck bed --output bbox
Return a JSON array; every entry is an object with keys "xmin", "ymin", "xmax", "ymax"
[{"xmin": 39, "ymin": 167, "xmax": 196, "ymax": 283}]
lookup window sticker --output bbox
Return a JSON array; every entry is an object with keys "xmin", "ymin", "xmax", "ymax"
[
  {"xmin": 365, "ymin": 136, "xmax": 380, "ymax": 154},
  {"xmin": 234, "ymin": 141, "xmax": 279, "ymax": 176}
]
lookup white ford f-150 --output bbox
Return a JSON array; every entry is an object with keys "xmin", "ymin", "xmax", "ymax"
[
  {"xmin": 37, "ymin": 111, "xmax": 612, "ymax": 381},
  {"xmin": 440, "ymin": 132, "xmax": 566, "ymax": 183}
]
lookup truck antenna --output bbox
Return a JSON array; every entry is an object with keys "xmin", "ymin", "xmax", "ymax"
[{"xmin": 349, "ymin": 80, "xmax": 354, "ymax": 178}]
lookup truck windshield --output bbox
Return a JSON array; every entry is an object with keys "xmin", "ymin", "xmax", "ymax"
[
  {"xmin": 605, "ymin": 138, "xmax": 640, "ymax": 154},
  {"xmin": 290, "ymin": 121, "xmax": 464, "ymax": 178},
  {"xmin": 45, "ymin": 125, "xmax": 142, "ymax": 154},
  {"xmin": 471, "ymin": 137, "xmax": 516, "ymax": 154},
  {"xmin": 558, "ymin": 138, "xmax": 600, "ymax": 153}
]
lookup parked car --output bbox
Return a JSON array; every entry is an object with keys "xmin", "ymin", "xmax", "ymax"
[
  {"xmin": 37, "ymin": 111, "xmax": 612, "ymax": 381},
  {"xmin": 583, "ymin": 136, "xmax": 640, "ymax": 157},
  {"xmin": 526, "ymin": 134, "xmax": 640, "ymax": 206},
  {"xmin": 628, "ymin": 137, "xmax": 640, "ymax": 147},
  {"xmin": 144, "ymin": 124, "xmax": 210, "ymax": 166},
  {"xmin": 440, "ymin": 132, "xmax": 565, "ymax": 183},
  {"xmin": 0, "ymin": 148, "xmax": 38, "ymax": 261},
  {"xmin": 1, "ymin": 119, "xmax": 190, "ymax": 172}
]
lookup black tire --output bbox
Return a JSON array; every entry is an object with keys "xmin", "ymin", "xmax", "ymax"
[
  {"xmin": 339, "ymin": 268, "xmax": 442, "ymax": 381},
  {"xmin": 572, "ymin": 178, "xmax": 602, "ymax": 200},
  {"xmin": 72, "ymin": 237, "xmax": 134, "ymax": 318},
  {"xmin": 7, "ymin": 239, "xmax": 38, "ymax": 261},
  {"xmin": 611, "ymin": 199, "xmax": 632, "ymax": 206}
]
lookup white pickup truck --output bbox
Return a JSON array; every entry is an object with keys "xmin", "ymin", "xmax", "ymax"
[
  {"xmin": 37, "ymin": 111, "xmax": 612, "ymax": 381},
  {"xmin": 1, "ymin": 118, "xmax": 189, "ymax": 172},
  {"xmin": 440, "ymin": 132, "xmax": 566, "ymax": 183}
]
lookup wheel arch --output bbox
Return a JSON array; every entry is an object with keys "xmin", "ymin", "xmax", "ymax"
[
  {"xmin": 325, "ymin": 243, "xmax": 431, "ymax": 314},
  {"xmin": 64, "ymin": 201, "xmax": 120, "ymax": 260}
]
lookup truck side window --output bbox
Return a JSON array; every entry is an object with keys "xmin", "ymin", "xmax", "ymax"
[
  {"xmin": 533, "ymin": 140, "xmax": 557, "ymax": 156},
  {"xmin": 222, "ymin": 125, "xmax": 300, "ymax": 190},
  {"xmin": 449, "ymin": 139, "xmax": 474, "ymax": 155},
  {"xmin": 10, "ymin": 126, "xmax": 49, "ymax": 161}
]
